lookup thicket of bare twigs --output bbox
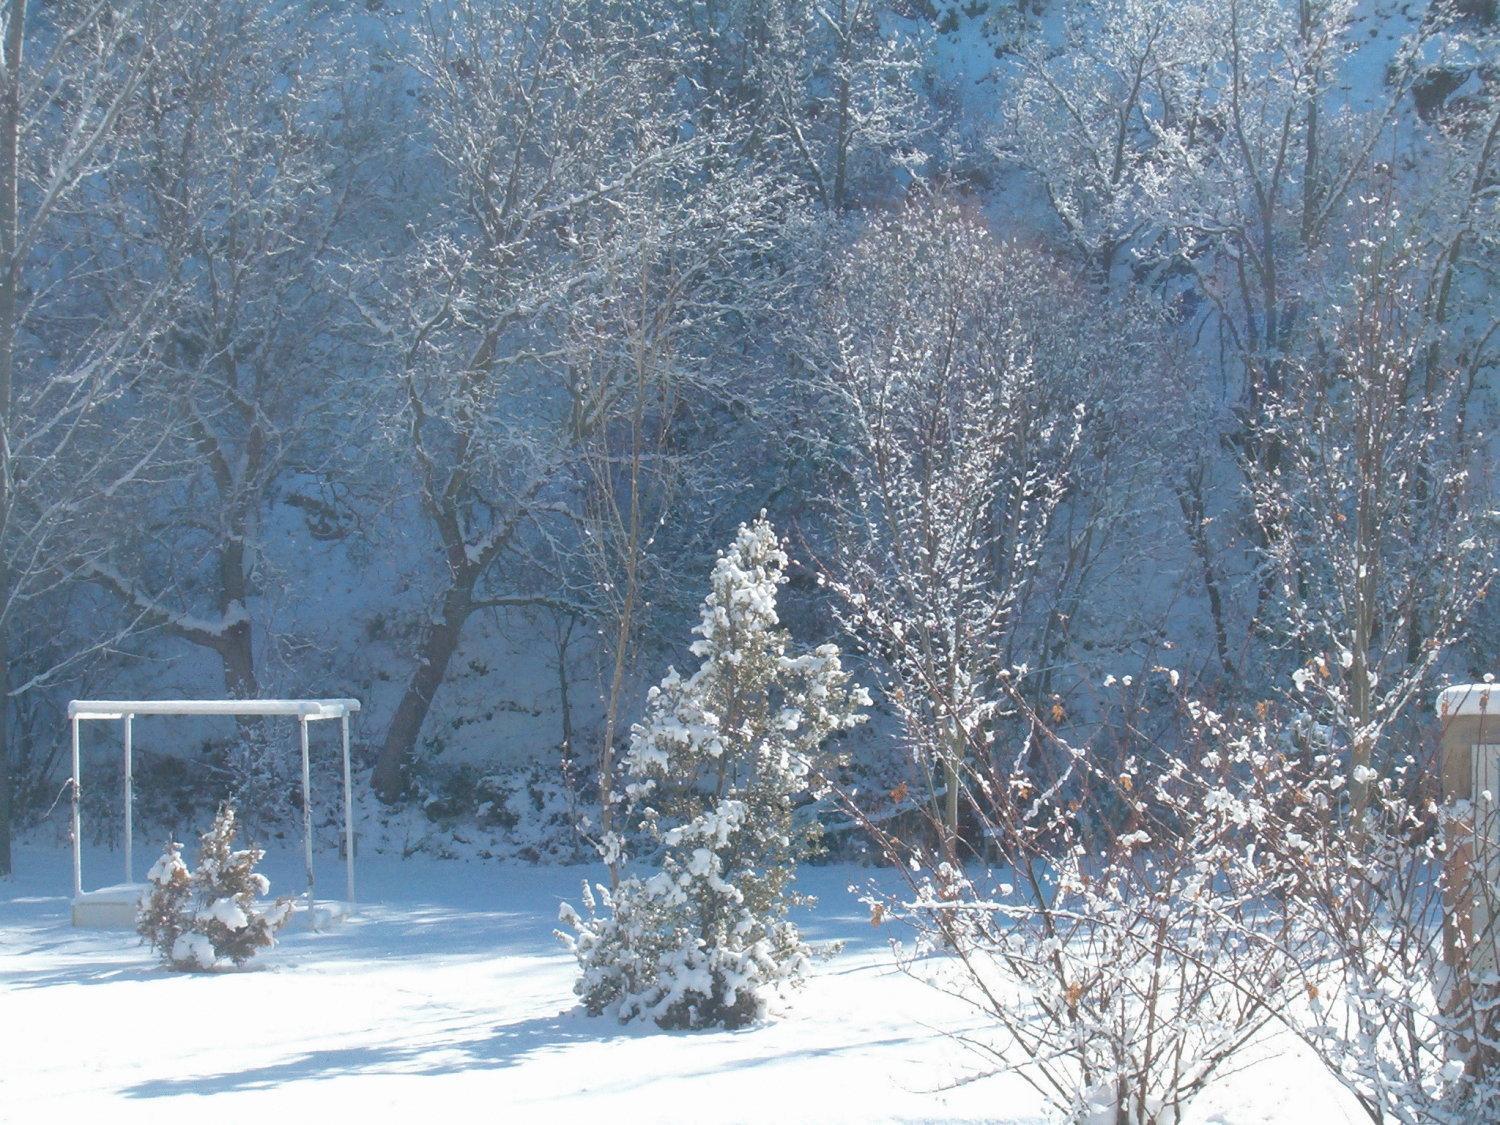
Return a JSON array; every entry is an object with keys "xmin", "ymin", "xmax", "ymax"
[{"xmin": 842, "ymin": 680, "xmax": 1500, "ymax": 1124}]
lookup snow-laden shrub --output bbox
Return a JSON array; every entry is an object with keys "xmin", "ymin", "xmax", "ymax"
[
  {"xmin": 138, "ymin": 804, "xmax": 291, "ymax": 971},
  {"xmin": 853, "ymin": 682, "xmax": 1316, "ymax": 1124},
  {"xmin": 136, "ymin": 839, "xmax": 193, "ymax": 958},
  {"xmin": 406, "ymin": 760, "xmax": 589, "ymax": 863},
  {"xmin": 1252, "ymin": 711, "xmax": 1500, "ymax": 1123},
  {"xmin": 852, "ymin": 671, "xmax": 1500, "ymax": 1123},
  {"xmin": 475, "ymin": 765, "xmax": 588, "ymax": 863},
  {"xmin": 559, "ymin": 516, "xmax": 868, "ymax": 1028}
]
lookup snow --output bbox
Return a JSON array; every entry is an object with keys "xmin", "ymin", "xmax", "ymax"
[
  {"xmin": 69, "ymin": 698, "xmax": 361, "ymax": 719},
  {"xmin": 170, "ymin": 931, "xmax": 218, "ymax": 970},
  {"xmin": 2, "ymin": 842, "xmax": 1368, "ymax": 1124},
  {"xmin": 146, "ymin": 850, "xmax": 186, "ymax": 885},
  {"xmin": 200, "ymin": 896, "xmax": 251, "ymax": 932},
  {"xmin": 1438, "ymin": 684, "xmax": 1495, "ymax": 718}
]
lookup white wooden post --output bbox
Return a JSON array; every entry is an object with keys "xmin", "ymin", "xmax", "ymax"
[
  {"xmin": 122, "ymin": 713, "xmax": 133, "ymax": 884},
  {"xmin": 1441, "ymin": 686, "xmax": 1495, "ymax": 966},
  {"xmin": 1438, "ymin": 685, "xmax": 1498, "ymax": 1069},
  {"xmin": 341, "ymin": 712, "xmax": 354, "ymax": 906},
  {"xmin": 300, "ymin": 716, "xmax": 314, "ymax": 911},
  {"xmin": 70, "ymin": 714, "xmax": 81, "ymax": 900}
]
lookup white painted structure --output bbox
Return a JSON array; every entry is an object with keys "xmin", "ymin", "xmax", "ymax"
[
  {"xmin": 67, "ymin": 698, "xmax": 360, "ymax": 928},
  {"xmin": 1439, "ymin": 683, "xmax": 1498, "ymax": 979},
  {"xmin": 1439, "ymin": 683, "xmax": 1495, "ymax": 718}
]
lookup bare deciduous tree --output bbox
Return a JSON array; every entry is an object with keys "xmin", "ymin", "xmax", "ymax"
[
  {"xmin": 0, "ymin": 0, "xmax": 172, "ymax": 875},
  {"xmin": 562, "ymin": 150, "xmax": 794, "ymax": 880},
  {"xmin": 812, "ymin": 195, "xmax": 1082, "ymax": 856},
  {"xmin": 1249, "ymin": 207, "xmax": 1493, "ymax": 813},
  {"xmin": 85, "ymin": 0, "xmax": 367, "ymax": 705},
  {"xmin": 750, "ymin": 0, "xmax": 927, "ymax": 212},
  {"xmin": 355, "ymin": 0, "xmax": 700, "ymax": 802}
]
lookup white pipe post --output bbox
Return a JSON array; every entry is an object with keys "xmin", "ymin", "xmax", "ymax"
[
  {"xmin": 341, "ymin": 713, "xmax": 354, "ymax": 907},
  {"xmin": 70, "ymin": 715, "xmax": 81, "ymax": 900},
  {"xmin": 300, "ymin": 716, "xmax": 314, "ymax": 913},
  {"xmin": 122, "ymin": 714, "xmax": 134, "ymax": 884}
]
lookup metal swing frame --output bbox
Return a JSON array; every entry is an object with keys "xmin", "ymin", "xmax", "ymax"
[{"xmin": 66, "ymin": 698, "xmax": 362, "ymax": 913}]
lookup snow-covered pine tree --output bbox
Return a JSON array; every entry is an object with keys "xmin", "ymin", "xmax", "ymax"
[
  {"xmin": 559, "ymin": 516, "xmax": 868, "ymax": 1029},
  {"xmin": 138, "ymin": 804, "xmax": 291, "ymax": 971},
  {"xmin": 137, "ymin": 839, "xmax": 192, "ymax": 959}
]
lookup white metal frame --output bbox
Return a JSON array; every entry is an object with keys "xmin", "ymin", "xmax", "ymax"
[{"xmin": 67, "ymin": 698, "xmax": 361, "ymax": 911}]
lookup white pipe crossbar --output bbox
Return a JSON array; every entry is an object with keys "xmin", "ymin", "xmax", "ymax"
[
  {"xmin": 69, "ymin": 699, "xmax": 359, "ymax": 720},
  {"xmin": 67, "ymin": 698, "xmax": 362, "ymax": 917}
]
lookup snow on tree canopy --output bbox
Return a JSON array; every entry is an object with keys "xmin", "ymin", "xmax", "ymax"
[{"xmin": 559, "ymin": 516, "xmax": 869, "ymax": 1029}]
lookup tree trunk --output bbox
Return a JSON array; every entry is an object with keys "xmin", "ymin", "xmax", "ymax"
[
  {"xmin": 1349, "ymin": 569, "xmax": 1375, "ymax": 816},
  {"xmin": 0, "ymin": 0, "xmax": 25, "ymax": 880},
  {"xmin": 1177, "ymin": 472, "xmax": 1236, "ymax": 681},
  {"xmin": 220, "ymin": 618, "xmax": 256, "ymax": 700},
  {"xmin": 943, "ymin": 715, "xmax": 961, "ymax": 860},
  {"xmin": 0, "ymin": 627, "xmax": 11, "ymax": 877},
  {"xmin": 943, "ymin": 752, "xmax": 959, "ymax": 856},
  {"xmin": 372, "ymin": 581, "xmax": 473, "ymax": 803},
  {"xmin": 597, "ymin": 583, "xmax": 635, "ymax": 888},
  {"xmin": 0, "ymin": 0, "xmax": 19, "ymax": 420},
  {"xmin": 218, "ymin": 532, "xmax": 256, "ymax": 700}
]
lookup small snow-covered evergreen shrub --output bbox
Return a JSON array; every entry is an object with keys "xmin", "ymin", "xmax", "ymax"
[
  {"xmin": 136, "ymin": 840, "xmax": 192, "ymax": 957},
  {"xmin": 559, "ymin": 516, "xmax": 869, "ymax": 1028},
  {"xmin": 138, "ymin": 804, "xmax": 292, "ymax": 971}
]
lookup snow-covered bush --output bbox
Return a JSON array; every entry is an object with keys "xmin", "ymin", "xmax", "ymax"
[
  {"xmin": 850, "ymin": 665, "xmax": 1500, "ymax": 1122},
  {"xmin": 1251, "ymin": 708, "xmax": 1500, "ymax": 1123},
  {"xmin": 136, "ymin": 839, "xmax": 193, "ymax": 959},
  {"xmin": 852, "ymin": 682, "xmax": 1312, "ymax": 1124},
  {"xmin": 559, "ymin": 516, "xmax": 868, "ymax": 1028},
  {"xmin": 138, "ymin": 804, "xmax": 292, "ymax": 971},
  {"xmin": 404, "ymin": 760, "xmax": 590, "ymax": 864}
]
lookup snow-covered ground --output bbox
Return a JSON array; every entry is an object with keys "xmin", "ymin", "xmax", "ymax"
[{"xmin": 2, "ymin": 844, "xmax": 1364, "ymax": 1124}]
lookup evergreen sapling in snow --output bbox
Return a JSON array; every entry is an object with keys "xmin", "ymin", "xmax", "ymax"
[
  {"xmin": 138, "ymin": 803, "xmax": 292, "ymax": 970},
  {"xmin": 136, "ymin": 839, "xmax": 191, "ymax": 959},
  {"xmin": 559, "ymin": 516, "xmax": 868, "ymax": 1028}
]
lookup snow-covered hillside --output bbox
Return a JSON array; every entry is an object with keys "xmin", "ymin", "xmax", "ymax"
[{"xmin": 2, "ymin": 0, "xmax": 1491, "ymax": 860}]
